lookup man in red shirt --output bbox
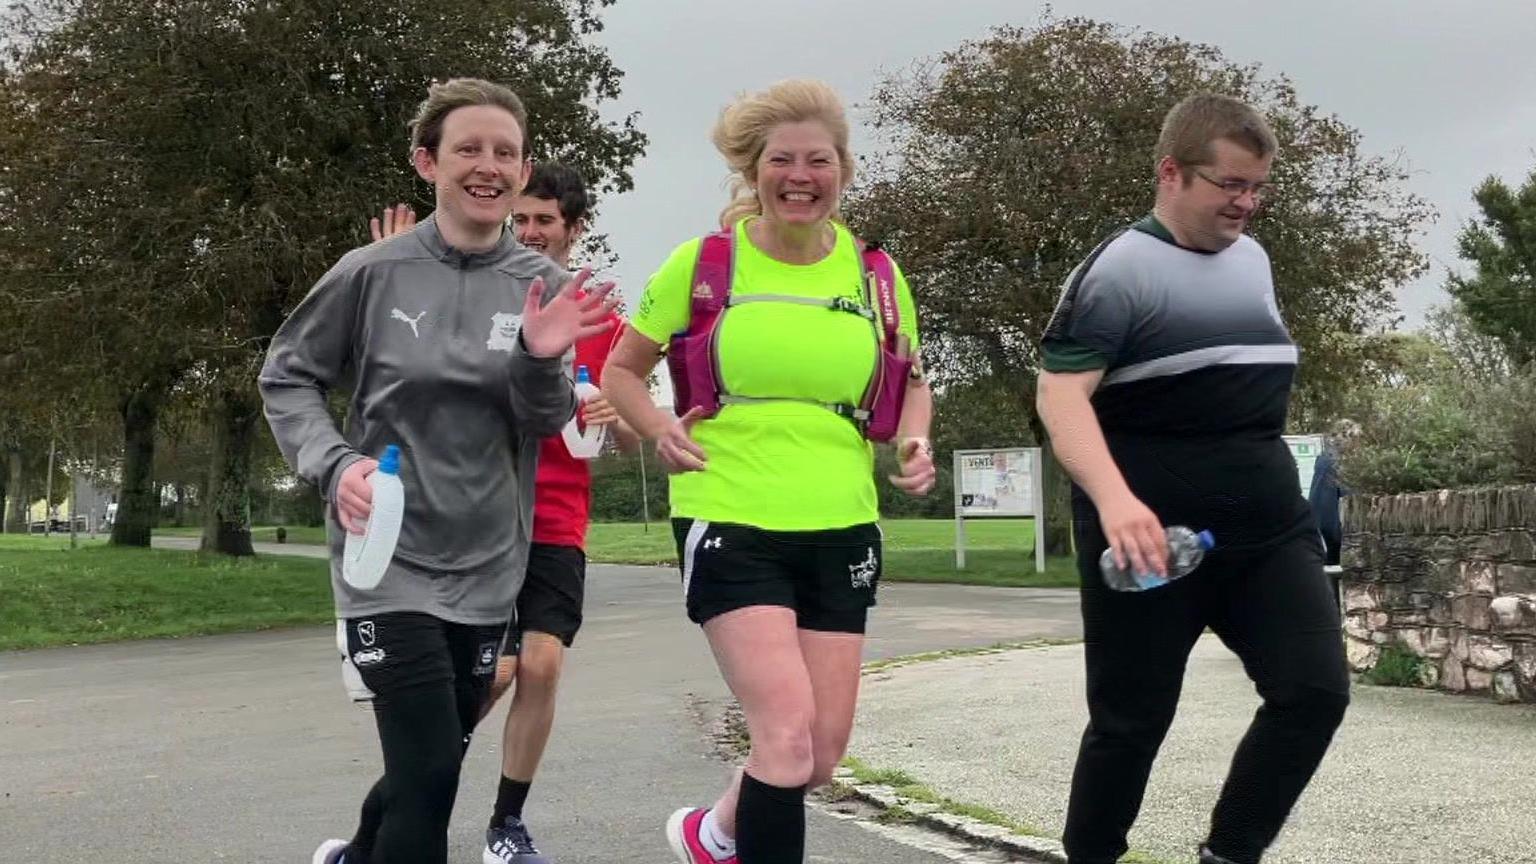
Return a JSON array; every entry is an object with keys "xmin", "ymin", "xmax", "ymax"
[
  {"xmin": 485, "ymin": 163, "xmax": 639, "ymax": 863},
  {"xmin": 367, "ymin": 162, "xmax": 641, "ymax": 864}
]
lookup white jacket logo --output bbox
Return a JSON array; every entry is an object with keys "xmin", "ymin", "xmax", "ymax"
[
  {"xmin": 391, "ymin": 308, "xmax": 425, "ymax": 338},
  {"xmin": 486, "ymin": 312, "xmax": 522, "ymax": 353},
  {"xmin": 849, "ymin": 547, "xmax": 878, "ymax": 589}
]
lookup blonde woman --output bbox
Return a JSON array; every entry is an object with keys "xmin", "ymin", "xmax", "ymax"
[{"xmin": 603, "ymin": 79, "xmax": 935, "ymax": 864}]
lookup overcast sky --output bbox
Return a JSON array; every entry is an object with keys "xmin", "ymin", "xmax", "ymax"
[{"xmin": 586, "ymin": 0, "xmax": 1536, "ymax": 331}]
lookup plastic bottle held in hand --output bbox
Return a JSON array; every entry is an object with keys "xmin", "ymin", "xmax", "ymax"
[
  {"xmin": 560, "ymin": 365, "xmax": 608, "ymax": 459},
  {"xmin": 342, "ymin": 445, "xmax": 404, "ymax": 590},
  {"xmin": 1100, "ymin": 526, "xmax": 1216, "ymax": 591}
]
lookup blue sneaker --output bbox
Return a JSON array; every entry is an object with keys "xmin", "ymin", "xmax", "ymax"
[{"xmin": 483, "ymin": 816, "xmax": 551, "ymax": 864}]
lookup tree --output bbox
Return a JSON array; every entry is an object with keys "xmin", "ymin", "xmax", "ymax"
[
  {"xmin": 1, "ymin": 13, "xmax": 206, "ymax": 547},
  {"xmin": 843, "ymin": 18, "xmax": 1431, "ymax": 554},
  {"xmin": 2, "ymin": 0, "xmax": 646, "ymax": 553},
  {"xmin": 1446, "ymin": 167, "xmax": 1536, "ymax": 367},
  {"xmin": 588, "ymin": 445, "xmax": 670, "ymax": 524},
  {"xmin": 1424, "ymin": 302, "xmax": 1513, "ymax": 383}
]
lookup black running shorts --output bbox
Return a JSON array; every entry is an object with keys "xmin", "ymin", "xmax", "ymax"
[{"xmin": 670, "ymin": 519, "xmax": 882, "ymax": 633}]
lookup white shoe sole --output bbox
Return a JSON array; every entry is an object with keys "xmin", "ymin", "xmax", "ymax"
[
  {"xmin": 481, "ymin": 843, "xmax": 504, "ymax": 864},
  {"xmin": 311, "ymin": 839, "xmax": 348, "ymax": 864},
  {"xmin": 664, "ymin": 807, "xmax": 695, "ymax": 864}
]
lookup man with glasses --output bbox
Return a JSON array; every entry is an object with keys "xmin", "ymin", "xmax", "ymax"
[{"xmin": 1036, "ymin": 93, "xmax": 1349, "ymax": 864}]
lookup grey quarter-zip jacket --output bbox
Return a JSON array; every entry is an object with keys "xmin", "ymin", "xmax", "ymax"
[{"xmin": 259, "ymin": 214, "xmax": 577, "ymax": 625}]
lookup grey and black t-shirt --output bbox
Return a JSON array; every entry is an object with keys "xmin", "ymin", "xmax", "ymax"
[{"xmin": 1041, "ymin": 215, "xmax": 1311, "ymax": 550}]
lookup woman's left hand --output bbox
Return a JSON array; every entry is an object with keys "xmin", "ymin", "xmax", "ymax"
[{"xmin": 888, "ymin": 436, "xmax": 936, "ymax": 497}]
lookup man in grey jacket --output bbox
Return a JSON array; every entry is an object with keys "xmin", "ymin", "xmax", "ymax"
[{"xmin": 259, "ymin": 78, "xmax": 617, "ymax": 864}]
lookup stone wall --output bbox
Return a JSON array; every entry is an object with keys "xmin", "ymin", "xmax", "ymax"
[{"xmin": 1340, "ymin": 485, "xmax": 1536, "ymax": 703}]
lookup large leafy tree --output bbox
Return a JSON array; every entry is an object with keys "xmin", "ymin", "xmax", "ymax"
[
  {"xmin": 2, "ymin": 0, "xmax": 646, "ymax": 552},
  {"xmin": 1446, "ymin": 167, "xmax": 1536, "ymax": 368}
]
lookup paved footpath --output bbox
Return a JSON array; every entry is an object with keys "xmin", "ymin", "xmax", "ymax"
[
  {"xmin": 0, "ymin": 561, "xmax": 1081, "ymax": 863},
  {"xmin": 851, "ymin": 637, "xmax": 1536, "ymax": 864}
]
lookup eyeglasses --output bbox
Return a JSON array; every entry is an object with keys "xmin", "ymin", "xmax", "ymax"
[{"xmin": 1191, "ymin": 168, "xmax": 1276, "ymax": 202}]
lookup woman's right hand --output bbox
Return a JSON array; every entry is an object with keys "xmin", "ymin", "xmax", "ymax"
[
  {"xmin": 657, "ymin": 407, "xmax": 709, "ymax": 473},
  {"xmin": 336, "ymin": 458, "xmax": 379, "ymax": 534}
]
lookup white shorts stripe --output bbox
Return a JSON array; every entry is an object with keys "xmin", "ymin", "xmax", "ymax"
[
  {"xmin": 681, "ymin": 519, "xmax": 711, "ymax": 601},
  {"xmin": 336, "ymin": 620, "xmax": 375, "ymax": 703}
]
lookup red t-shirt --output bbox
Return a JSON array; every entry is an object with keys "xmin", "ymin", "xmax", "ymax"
[{"xmin": 531, "ymin": 313, "xmax": 624, "ymax": 549}]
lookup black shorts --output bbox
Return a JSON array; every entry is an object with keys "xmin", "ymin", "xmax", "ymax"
[
  {"xmin": 337, "ymin": 612, "xmax": 507, "ymax": 704},
  {"xmin": 671, "ymin": 519, "xmax": 882, "ymax": 633},
  {"xmin": 501, "ymin": 542, "xmax": 586, "ymax": 656}
]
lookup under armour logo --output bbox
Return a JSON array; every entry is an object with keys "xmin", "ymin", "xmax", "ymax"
[
  {"xmin": 702, "ymin": 537, "xmax": 724, "ymax": 550},
  {"xmin": 356, "ymin": 620, "xmax": 376, "ymax": 647},
  {"xmin": 391, "ymin": 307, "xmax": 426, "ymax": 338}
]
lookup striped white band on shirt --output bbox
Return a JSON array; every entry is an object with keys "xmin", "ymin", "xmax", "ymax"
[
  {"xmin": 681, "ymin": 519, "xmax": 711, "ymax": 599},
  {"xmin": 1102, "ymin": 343, "xmax": 1298, "ymax": 386}
]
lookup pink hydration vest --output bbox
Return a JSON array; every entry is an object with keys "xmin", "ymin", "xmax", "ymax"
[{"xmin": 665, "ymin": 229, "xmax": 912, "ymax": 442}]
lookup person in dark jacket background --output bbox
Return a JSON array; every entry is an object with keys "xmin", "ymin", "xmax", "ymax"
[{"xmin": 1309, "ymin": 419, "xmax": 1361, "ymax": 566}]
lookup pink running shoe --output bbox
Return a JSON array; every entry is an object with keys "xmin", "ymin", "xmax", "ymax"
[{"xmin": 665, "ymin": 807, "xmax": 738, "ymax": 864}]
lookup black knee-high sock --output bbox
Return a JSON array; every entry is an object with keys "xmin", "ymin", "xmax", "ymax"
[
  {"xmin": 735, "ymin": 772, "xmax": 806, "ymax": 864},
  {"xmin": 490, "ymin": 776, "xmax": 533, "ymax": 828}
]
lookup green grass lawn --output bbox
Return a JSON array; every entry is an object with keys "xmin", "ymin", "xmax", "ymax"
[
  {"xmin": 151, "ymin": 519, "xmax": 1075, "ymax": 588},
  {"xmin": 0, "ymin": 535, "xmax": 330, "ymax": 651},
  {"xmin": 1, "ymin": 517, "xmax": 1073, "ymax": 652},
  {"xmin": 152, "ymin": 519, "xmax": 1073, "ymax": 588},
  {"xmin": 586, "ymin": 518, "xmax": 1078, "ymax": 589},
  {"xmin": 155, "ymin": 524, "xmax": 329, "ymax": 545}
]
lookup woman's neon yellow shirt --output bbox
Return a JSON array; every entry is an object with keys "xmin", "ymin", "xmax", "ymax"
[{"xmin": 630, "ymin": 218, "xmax": 920, "ymax": 531}]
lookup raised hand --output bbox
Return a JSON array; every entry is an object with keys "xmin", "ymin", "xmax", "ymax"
[
  {"xmin": 369, "ymin": 203, "xmax": 417, "ymax": 242},
  {"xmin": 519, "ymin": 267, "xmax": 620, "ymax": 359}
]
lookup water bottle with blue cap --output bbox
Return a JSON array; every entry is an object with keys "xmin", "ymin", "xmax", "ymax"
[
  {"xmin": 560, "ymin": 365, "xmax": 608, "ymax": 459},
  {"xmin": 342, "ymin": 444, "xmax": 404, "ymax": 590},
  {"xmin": 1100, "ymin": 526, "xmax": 1216, "ymax": 591}
]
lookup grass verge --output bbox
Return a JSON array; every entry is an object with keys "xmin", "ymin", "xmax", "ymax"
[
  {"xmin": 155, "ymin": 524, "xmax": 329, "ymax": 545},
  {"xmin": 586, "ymin": 519, "xmax": 1079, "ymax": 588},
  {"xmin": 861, "ymin": 638, "xmax": 1082, "ymax": 675},
  {"xmin": 838, "ymin": 754, "xmax": 1049, "ymax": 837},
  {"xmin": 837, "ymin": 754, "xmax": 1179, "ymax": 864},
  {"xmin": 0, "ymin": 536, "xmax": 331, "ymax": 651}
]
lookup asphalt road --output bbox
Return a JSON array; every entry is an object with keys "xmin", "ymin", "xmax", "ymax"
[{"xmin": 0, "ymin": 562, "xmax": 1082, "ymax": 863}]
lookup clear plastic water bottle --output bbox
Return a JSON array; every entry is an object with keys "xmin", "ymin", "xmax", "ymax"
[
  {"xmin": 560, "ymin": 365, "xmax": 608, "ymax": 459},
  {"xmin": 342, "ymin": 445, "xmax": 404, "ymax": 590},
  {"xmin": 1099, "ymin": 526, "xmax": 1216, "ymax": 591}
]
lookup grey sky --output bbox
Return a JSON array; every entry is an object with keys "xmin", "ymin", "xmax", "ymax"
[{"xmin": 588, "ymin": 0, "xmax": 1536, "ymax": 331}]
